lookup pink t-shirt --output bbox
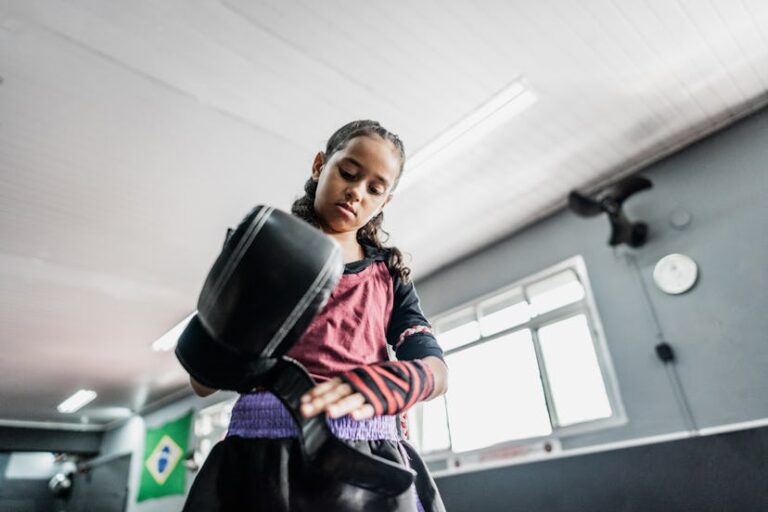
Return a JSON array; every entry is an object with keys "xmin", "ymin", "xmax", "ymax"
[{"xmin": 286, "ymin": 260, "xmax": 394, "ymax": 382}]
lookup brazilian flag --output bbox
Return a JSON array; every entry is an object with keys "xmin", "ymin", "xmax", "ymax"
[{"xmin": 137, "ymin": 411, "xmax": 193, "ymax": 502}]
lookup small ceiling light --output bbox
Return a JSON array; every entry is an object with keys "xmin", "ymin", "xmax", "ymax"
[
  {"xmin": 152, "ymin": 312, "xmax": 196, "ymax": 352},
  {"xmin": 57, "ymin": 390, "xmax": 97, "ymax": 414},
  {"xmin": 398, "ymin": 77, "xmax": 537, "ymax": 191}
]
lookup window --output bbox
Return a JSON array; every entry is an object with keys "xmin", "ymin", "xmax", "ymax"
[
  {"xmin": 193, "ymin": 398, "xmax": 236, "ymax": 467},
  {"xmin": 411, "ymin": 256, "xmax": 624, "ymax": 471}
]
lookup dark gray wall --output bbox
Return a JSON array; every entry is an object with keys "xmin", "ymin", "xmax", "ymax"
[
  {"xmin": 0, "ymin": 452, "xmax": 130, "ymax": 512},
  {"xmin": 67, "ymin": 454, "xmax": 131, "ymax": 512},
  {"xmin": 0, "ymin": 428, "xmax": 102, "ymax": 512},
  {"xmin": 419, "ymin": 109, "xmax": 768, "ymax": 509},
  {"xmin": 435, "ymin": 424, "xmax": 768, "ymax": 512},
  {"xmin": 418, "ymin": 107, "xmax": 768, "ymax": 449},
  {"xmin": 0, "ymin": 453, "xmax": 57, "ymax": 512},
  {"xmin": 0, "ymin": 426, "xmax": 102, "ymax": 454}
]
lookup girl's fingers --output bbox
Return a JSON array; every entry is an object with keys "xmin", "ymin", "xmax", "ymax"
[
  {"xmin": 327, "ymin": 393, "xmax": 366, "ymax": 418},
  {"xmin": 320, "ymin": 382, "xmax": 353, "ymax": 408},
  {"xmin": 350, "ymin": 403, "xmax": 375, "ymax": 420},
  {"xmin": 300, "ymin": 380, "xmax": 353, "ymax": 417},
  {"xmin": 301, "ymin": 378, "xmax": 342, "ymax": 403}
]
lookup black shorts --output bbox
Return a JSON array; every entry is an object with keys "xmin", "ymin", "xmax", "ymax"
[{"xmin": 182, "ymin": 435, "xmax": 445, "ymax": 512}]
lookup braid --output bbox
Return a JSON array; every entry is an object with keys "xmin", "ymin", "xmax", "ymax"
[
  {"xmin": 290, "ymin": 120, "xmax": 412, "ymax": 283},
  {"xmin": 355, "ymin": 210, "xmax": 412, "ymax": 284}
]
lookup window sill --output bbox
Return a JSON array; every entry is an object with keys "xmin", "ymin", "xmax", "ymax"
[{"xmin": 423, "ymin": 414, "xmax": 627, "ymax": 477}]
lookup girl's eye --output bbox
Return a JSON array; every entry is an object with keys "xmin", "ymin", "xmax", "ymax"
[
  {"xmin": 340, "ymin": 169, "xmax": 355, "ymax": 180},
  {"xmin": 370, "ymin": 187, "xmax": 385, "ymax": 196}
]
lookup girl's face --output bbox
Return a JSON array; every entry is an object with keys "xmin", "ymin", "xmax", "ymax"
[{"xmin": 311, "ymin": 135, "xmax": 400, "ymax": 235}]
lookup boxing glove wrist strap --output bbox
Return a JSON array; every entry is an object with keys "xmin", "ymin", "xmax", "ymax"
[{"xmin": 339, "ymin": 360, "xmax": 435, "ymax": 416}]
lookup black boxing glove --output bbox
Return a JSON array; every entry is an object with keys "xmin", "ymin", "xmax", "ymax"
[{"xmin": 339, "ymin": 360, "xmax": 435, "ymax": 416}]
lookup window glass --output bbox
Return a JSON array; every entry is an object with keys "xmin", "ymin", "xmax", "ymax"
[
  {"xmin": 445, "ymin": 329, "xmax": 552, "ymax": 452},
  {"xmin": 526, "ymin": 269, "xmax": 585, "ymax": 315},
  {"xmin": 538, "ymin": 315, "xmax": 612, "ymax": 426},
  {"xmin": 195, "ymin": 399, "xmax": 236, "ymax": 463},
  {"xmin": 417, "ymin": 395, "xmax": 451, "ymax": 453},
  {"xmin": 436, "ymin": 308, "xmax": 480, "ymax": 351},
  {"xmin": 478, "ymin": 288, "xmax": 532, "ymax": 337}
]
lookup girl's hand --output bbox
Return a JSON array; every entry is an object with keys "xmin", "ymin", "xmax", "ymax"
[
  {"xmin": 190, "ymin": 376, "xmax": 218, "ymax": 398},
  {"xmin": 300, "ymin": 377, "xmax": 375, "ymax": 420}
]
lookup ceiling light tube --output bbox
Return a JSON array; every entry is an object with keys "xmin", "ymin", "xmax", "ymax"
[
  {"xmin": 399, "ymin": 77, "xmax": 537, "ymax": 191},
  {"xmin": 57, "ymin": 390, "xmax": 97, "ymax": 414}
]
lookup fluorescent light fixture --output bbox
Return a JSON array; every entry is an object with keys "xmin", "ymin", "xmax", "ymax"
[
  {"xmin": 57, "ymin": 390, "xmax": 97, "ymax": 414},
  {"xmin": 152, "ymin": 312, "xmax": 196, "ymax": 352},
  {"xmin": 398, "ymin": 77, "xmax": 537, "ymax": 191}
]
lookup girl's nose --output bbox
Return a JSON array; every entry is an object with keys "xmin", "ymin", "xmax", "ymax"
[{"xmin": 345, "ymin": 183, "xmax": 363, "ymax": 201}]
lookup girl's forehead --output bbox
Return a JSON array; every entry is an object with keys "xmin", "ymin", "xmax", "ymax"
[{"xmin": 335, "ymin": 136, "xmax": 401, "ymax": 180}]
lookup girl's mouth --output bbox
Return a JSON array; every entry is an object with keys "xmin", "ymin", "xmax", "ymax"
[{"xmin": 336, "ymin": 204, "xmax": 356, "ymax": 218}]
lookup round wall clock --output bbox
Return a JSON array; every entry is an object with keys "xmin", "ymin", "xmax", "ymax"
[{"xmin": 653, "ymin": 253, "xmax": 698, "ymax": 295}]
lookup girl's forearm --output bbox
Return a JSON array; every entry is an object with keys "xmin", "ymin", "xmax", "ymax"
[{"xmin": 422, "ymin": 356, "xmax": 448, "ymax": 400}]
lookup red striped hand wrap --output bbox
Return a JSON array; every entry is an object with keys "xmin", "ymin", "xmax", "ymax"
[{"xmin": 339, "ymin": 360, "xmax": 435, "ymax": 416}]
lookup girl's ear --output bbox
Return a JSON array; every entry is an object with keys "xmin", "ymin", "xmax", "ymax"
[{"xmin": 311, "ymin": 152, "xmax": 326, "ymax": 182}]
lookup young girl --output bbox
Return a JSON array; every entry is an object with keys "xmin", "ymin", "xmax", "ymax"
[{"xmin": 185, "ymin": 120, "xmax": 448, "ymax": 511}]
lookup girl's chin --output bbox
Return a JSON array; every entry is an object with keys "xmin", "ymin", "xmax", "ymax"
[{"xmin": 321, "ymin": 218, "xmax": 359, "ymax": 234}]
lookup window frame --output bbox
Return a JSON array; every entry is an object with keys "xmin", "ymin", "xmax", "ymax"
[{"xmin": 415, "ymin": 255, "xmax": 626, "ymax": 472}]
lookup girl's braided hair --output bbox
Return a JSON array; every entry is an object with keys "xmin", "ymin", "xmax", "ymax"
[{"xmin": 291, "ymin": 120, "xmax": 412, "ymax": 283}]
